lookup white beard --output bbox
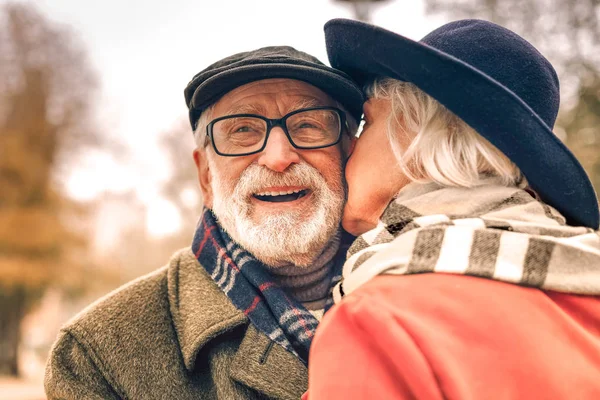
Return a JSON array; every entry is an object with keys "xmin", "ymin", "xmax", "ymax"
[{"xmin": 209, "ymin": 161, "xmax": 345, "ymax": 267}]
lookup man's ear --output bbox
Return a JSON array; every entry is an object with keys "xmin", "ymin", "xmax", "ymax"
[{"xmin": 193, "ymin": 148, "xmax": 213, "ymax": 209}]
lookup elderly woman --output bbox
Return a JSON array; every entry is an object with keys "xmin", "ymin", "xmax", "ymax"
[{"xmin": 305, "ymin": 19, "xmax": 600, "ymax": 399}]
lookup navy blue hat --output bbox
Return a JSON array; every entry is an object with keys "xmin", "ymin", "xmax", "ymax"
[
  {"xmin": 325, "ymin": 18, "xmax": 599, "ymax": 229},
  {"xmin": 184, "ymin": 46, "xmax": 364, "ymax": 130}
]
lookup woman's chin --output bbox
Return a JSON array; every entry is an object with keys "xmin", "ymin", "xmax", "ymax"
[{"xmin": 342, "ymin": 212, "xmax": 377, "ymax": 236}]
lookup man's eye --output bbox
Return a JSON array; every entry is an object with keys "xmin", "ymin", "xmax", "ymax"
[
  {"xmin": 226, "ymin": 123, "xmax": 263, "ymax": 135},
  {"xmin": 291, "ymin": 117, "xmax": 328, "ymax": 130},
  {"xmin": 233, "ymin": 125, "xmax": 254, "ymax": 133},
  {"xmin": 297, "ymin": 121, "xmax": 319, "ymax": 129}
]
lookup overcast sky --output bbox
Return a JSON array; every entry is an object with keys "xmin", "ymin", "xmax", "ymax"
[{"xmin": 5, "ymin": 0, "xmax": 445, "ymax": 234}]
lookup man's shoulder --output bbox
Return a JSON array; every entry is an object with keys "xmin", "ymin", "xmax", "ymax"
[
  {"xmin": 61, "ymin": 247, "xmax": 201, "ymax": 339},
  {"xmin": 46, "ymin": 248, "xmax": 246, "ymax": 399}
]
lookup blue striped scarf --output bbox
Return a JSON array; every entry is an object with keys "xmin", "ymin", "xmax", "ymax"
[{"xmin": 191, "ymin": 208, "xmax": 343, "ymax": 363}]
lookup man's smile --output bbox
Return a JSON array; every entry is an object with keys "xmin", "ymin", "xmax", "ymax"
[{"xmin": 252, "ymin": 186, "xmax": 311, "ymax": 203}]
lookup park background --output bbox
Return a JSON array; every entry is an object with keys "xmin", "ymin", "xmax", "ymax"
[{"xmin": 1, "ymin": 0, "xmax": 599, "ymax": 398}]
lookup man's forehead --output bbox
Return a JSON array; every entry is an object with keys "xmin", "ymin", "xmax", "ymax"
[
  {"xmin": 213, "ymin": 78, "xmax": 336, "ymax": 116},
  {"xmin": 222, "ymin": 98, "xmax": 325, "ymax": 116}
]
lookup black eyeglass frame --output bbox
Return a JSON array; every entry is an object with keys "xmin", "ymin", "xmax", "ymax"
[{"xmin": 206, "ymin": 106, "xmax": 347, "ymax": 157}]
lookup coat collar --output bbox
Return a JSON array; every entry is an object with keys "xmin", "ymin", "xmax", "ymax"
[
  {"xmin": 167, "ymin": 248, "xmax": 247, "ymax": 370},
  {"xmin": 166, "ymin": 248, "xmax": 308, "ymax": 399}
]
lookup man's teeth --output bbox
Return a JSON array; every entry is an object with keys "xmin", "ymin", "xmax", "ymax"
[{"xmin": 254, "ymin": 189, "xmax": 305, "ymax": 196}]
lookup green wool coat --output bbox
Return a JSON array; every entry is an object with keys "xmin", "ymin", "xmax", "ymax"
[{"xmin": 44, "ymin": 248, "xmax": 308, "ymax": 399}]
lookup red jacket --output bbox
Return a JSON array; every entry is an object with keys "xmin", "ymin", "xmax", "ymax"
[{"xmin": 306, "ymin": 274, "xmax": 600, "ymax": 399}]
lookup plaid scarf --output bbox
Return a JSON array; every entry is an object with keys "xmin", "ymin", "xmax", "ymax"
[
  {"xmin": 192, "ymin": 208, "xmax": 343, "ymax": 364},
  {"xmin": 334, "ymin": 180, "xmax": 600, "ymax": 302}
]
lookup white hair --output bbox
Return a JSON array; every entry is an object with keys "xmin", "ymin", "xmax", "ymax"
[
  {"xmin": 193, "ymin": 105, "xmax": 214, "ymax": 149},
  {"xmin": 366, "ymin": 78, "xmax": 525, "ymax": 188}
]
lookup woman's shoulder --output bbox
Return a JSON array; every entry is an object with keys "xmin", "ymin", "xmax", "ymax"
[
  {"xmin": 318, "ymin": 274, "xmax": 600, "ymax": 398},
  {"xmin": 331, "ymin": 273, "xmax": 600, "ymax": 370},
  {"xmin": 344, "ymin": 273, "xmax": 600, "ymax": 327}
]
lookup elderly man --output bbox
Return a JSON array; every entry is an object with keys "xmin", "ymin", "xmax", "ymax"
[{"xmin": 44, "ymin": 46, "xmax": 362, "ymax": 400}]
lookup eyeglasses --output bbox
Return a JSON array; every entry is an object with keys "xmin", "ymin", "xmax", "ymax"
[{"xmin": 206, "ymin": 106, "xmax": 346, "ymax": 157}]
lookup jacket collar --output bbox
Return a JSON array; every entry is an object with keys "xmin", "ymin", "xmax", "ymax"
[
  {"xmin": 166, "ymin": 248, "xmax": 308, "ymax": 399},
  {"xmin": 167, "ymin": 248, "xmax": 247, "ymax": 370}
]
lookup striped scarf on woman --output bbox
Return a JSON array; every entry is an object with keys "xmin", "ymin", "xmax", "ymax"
[{"xmin": 334, "ymin": 179, "xmax": 600, "ymax": 302}]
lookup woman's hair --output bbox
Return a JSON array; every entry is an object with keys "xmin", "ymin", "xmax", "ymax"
[{"xmin": 365, "ymin": 78, "xmax": 525, "ymax": 188}]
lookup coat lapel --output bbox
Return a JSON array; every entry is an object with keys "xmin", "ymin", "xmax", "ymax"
[
  {"xmin": 167, "ymin": 248, "xmax": 308, "ymax": 399},
  {"xmin": 167, "ymin": 248, "xmax": 247, "ymax": 370},
  {"xmin": 230, "ymin": 325, "xmax": 308, "ymax": 399}
]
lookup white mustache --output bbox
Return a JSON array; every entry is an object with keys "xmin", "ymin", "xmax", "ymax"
[{"xmin": 233, "ymin": 163, "xmax": 325, "ymax": 198}]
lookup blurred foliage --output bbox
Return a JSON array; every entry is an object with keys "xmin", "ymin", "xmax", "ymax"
[
  {"xmin": 0, "ymin": 2, "xmax": 101, "ymax": 287},
  {"xmin": 424, "ymin": 0, "xmax": 600, "ymax": 193},
  {"xmin": 160, "ymin": 119, "xmax": 202, "ymax": 237},
  {"xmin": 0, "ymin": 2, "xmax": 103, "ymax": 376}
]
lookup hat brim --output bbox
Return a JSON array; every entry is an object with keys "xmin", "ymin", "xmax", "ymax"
[
  {"xmin": 189, "ymin": 62, "xmax": 364, "ymax": 126},
  {"xmin": 325, "ymin": 18, "xmax": 598, "ymax": 229}
]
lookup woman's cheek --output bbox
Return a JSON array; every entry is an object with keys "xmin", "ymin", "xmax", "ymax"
[{"xmin": 342, "ymin": 167, "xmax": 381, "ymax": 235}]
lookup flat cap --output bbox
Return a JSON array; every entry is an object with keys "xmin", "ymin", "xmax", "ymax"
[{"xmin": 184, "ymin": 46, "xmax": 364, "ymax": 130}]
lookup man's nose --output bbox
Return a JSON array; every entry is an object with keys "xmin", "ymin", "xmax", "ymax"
[{"xmin": 257, "ymin": 127, "xmax": 301, "ymax": 172}]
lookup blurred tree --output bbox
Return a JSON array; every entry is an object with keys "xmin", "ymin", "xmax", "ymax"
[
  {"xmin": 88, "ymin": 123, "xmax": 201, "ymax": 291},
  {"xmin": 160, "ymin": 120, "xmax": 202, "ymax": 239},
  {"xmin": 0, "ymin": 3, "xmax": 101, "ymax": 376},
  {"xmin": 424, "ymin": 0, "xmax": 600, "ymax": 193}
]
